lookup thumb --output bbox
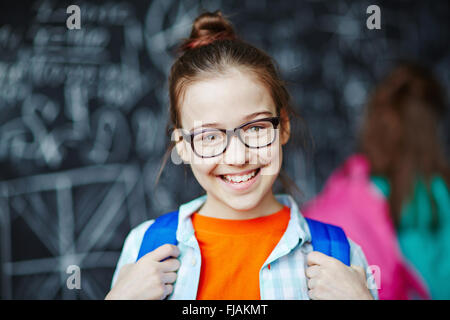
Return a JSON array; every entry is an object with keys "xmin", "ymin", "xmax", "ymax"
[
  {"xmin": 307, "ymin": 251, "xmax": 334, "ymax": 266},
  {"xmin": 351, "ymin": 265, "xmax": 366, "ymax": 278}
]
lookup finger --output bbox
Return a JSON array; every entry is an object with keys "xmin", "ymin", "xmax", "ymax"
[
  {"xmin": 161, "ymin": 272, "xmax": 177, "ymax": 284},
  {"xmin": 308, "ymin": 289, "xmax": 317, "ymax": 300},
  {"xmin": 144, "ymin": 244, "xmax": 180, "ymax": 262},
  {"xmin": 307, "ymin": 277, "xmax": 317, "ymax": 290},
  {"xmin": 305, "ymin": 265, "xmax": 321, "ymax": 279},
  {"xmin": 307, "ymin": 251, "xmax": 334, "ymax": 266},
  {"xmin": 163, "ymin": 284, "xmax": 174, "ymax": 299},
  {"xmin": 351, "ymin": 265, "xmax": 366, "ymax": 278},
  {"xmin": 159, "ymin": 258, "xmax": 181, "ymax": 272}
]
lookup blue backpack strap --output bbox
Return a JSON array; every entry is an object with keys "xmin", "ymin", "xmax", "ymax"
[
  {"xmin": 135, "ymin": 211, "xmax": 350, "ymax": 266},
  {"xmin": 136, "ymin": 210, "xmax": 179, "ymax": 262},
  {"xmin": 305, "ymin": 218, "xmax": 350, "ymax": 266}
]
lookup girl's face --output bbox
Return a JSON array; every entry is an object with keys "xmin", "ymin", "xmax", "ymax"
[{"xmin": 175, "ymin": 68, "xmax": 290, "ymax": 212}]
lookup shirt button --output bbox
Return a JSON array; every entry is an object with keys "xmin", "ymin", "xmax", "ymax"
[{"xmin": 191, "ymin": 257, "xmax": 196, "ymax": 266}]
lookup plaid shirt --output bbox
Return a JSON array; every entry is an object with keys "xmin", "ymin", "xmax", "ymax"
[{"xmin": 111, "ymin": 194, "xmax": 379, "ymax": 300}]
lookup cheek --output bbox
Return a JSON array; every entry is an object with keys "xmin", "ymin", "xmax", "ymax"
[
  {"xmin": 189, "ymin": 158, "xmax": 219, "ymax": 185},
  {"xmin": 253, "ymin": 139, "xmax": 282, "ymax": 176}
]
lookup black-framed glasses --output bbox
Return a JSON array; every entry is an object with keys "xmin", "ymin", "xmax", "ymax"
[{"xmin": 178, "ymin": 116, "xmax": 280, "ymax": 158}]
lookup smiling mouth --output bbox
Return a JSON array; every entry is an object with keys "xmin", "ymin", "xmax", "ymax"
[{"xmin": 218, "ymin": 167, "xmax": 261, "ymax": 184}]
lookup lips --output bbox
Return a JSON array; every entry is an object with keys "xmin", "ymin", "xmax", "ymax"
[
  {"xmin": 216, "ymin": 167, "xmax": 262, "ymax": 192},
  {"xmin": 218, "ymin": 167, "xmax": 260, "ymax": 181},
  {"xmin": 217, "ymin": 167, "xmax": 259, "ymax": 176}
]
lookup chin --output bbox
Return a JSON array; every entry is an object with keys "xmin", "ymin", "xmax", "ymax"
[
  {"xmin": 218, "ymin": 189, "xmax": 266, "ymax": 212},
  {"xmin": 224, "ymin": 198, "xmax": 258, "ymax": 212}
]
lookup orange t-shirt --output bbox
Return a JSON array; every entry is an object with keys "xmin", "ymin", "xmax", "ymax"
[{"xmin": 191, "ymin": 205, "xmax": 290, "ymax": 300}]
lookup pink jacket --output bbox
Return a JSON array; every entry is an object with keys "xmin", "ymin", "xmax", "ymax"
[{"xmin": 302, "ymin": 154, "xmax": 429, "ymax": 299}]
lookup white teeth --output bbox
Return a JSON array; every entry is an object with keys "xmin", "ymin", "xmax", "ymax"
[{"xmin": 222, "ymin": 169, "xmax": 258, "ymax": 183}]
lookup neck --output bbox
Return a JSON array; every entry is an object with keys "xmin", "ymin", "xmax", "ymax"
[{"xmin": 197, "ymin": 191, "xmax": 284, "ymax": 220}]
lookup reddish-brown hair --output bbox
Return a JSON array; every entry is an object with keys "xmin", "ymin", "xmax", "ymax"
[
  {"xmin": 154, "ymin": 10, "xmax": 305, "ymax": 199},
  {"xmin": 360, "ymin": 62, "xmax": 449, "ymax": 227}
]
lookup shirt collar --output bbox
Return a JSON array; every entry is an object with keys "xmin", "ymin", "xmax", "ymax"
[{"xmin": 176, "ymin": 193, "xmax": 311, "ymax": 251}]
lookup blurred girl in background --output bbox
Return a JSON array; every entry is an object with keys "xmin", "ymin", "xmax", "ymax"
[{"xmin": 303, "ymin": 62, "xmax": 450, "ymax": 299}]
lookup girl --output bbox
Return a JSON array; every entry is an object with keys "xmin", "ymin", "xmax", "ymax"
[
  {"xmin": 303, "ymin": 62, "xmax": 449, "ymax": 299},
  {"xmin": 105, "ymin": 10, "xmax": 377, "ymax": 300}
]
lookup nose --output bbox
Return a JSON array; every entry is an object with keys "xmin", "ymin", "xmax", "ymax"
[{"xmin": 222, "ymin": 134, "xmax": 247, "ymax": 165}]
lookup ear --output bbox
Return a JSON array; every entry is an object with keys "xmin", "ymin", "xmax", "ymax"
[
  {"xmin": 173, "ymin": 128, "xmax": 191, "ymax": 163},
  {"xmin": 279, "ymin": 108, "xmax": 291, "ymax": 145}
]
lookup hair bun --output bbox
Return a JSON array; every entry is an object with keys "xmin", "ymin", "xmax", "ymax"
[{"xmin": 180, "ymin": 10, "xmax": 237, "ymax": 52}]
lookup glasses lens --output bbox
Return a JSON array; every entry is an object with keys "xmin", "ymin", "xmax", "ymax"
[
  {"xmin": 240, "ymin": 120, "xmax": 276, "ymax": 147},
  {"xmin": 193, "ymin": 129, "xmax": 227, "ymax": 157}
]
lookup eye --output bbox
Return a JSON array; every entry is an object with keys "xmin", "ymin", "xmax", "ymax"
[
  {"xmin": 245, "ymin": 123, "xmax": 269, "ymax": 133},
  {"xmin": 204, "ymin": 133, "xmax": 217, "ymax": 141},
  {"xmin": 248, "ymin": 125, "xmax": 263, "ymax": 132},
  {"xmin": 197, "ymin": 131, "xmax": 222, "ymax": 142}
]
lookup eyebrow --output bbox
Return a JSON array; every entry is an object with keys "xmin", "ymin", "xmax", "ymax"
[{"xmin": 189, "ymin": 111, "xmax": 275, "ymax": 132}]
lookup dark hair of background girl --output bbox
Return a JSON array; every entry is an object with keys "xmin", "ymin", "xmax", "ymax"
[
  {"xmin": 360, "ymin": 62, "xmax": 449, "ymax": 229},
  {"xmin": 154, "ymin": 10, "xmax": 311, "ymax": 201}
]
